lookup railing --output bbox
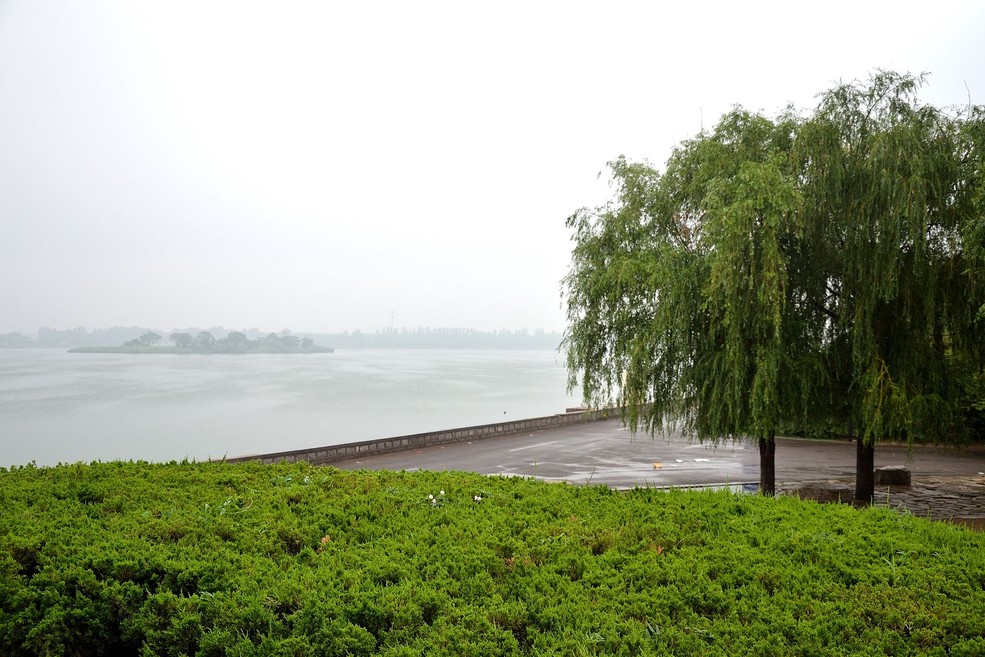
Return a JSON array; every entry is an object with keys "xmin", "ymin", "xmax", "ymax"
[{"xmin": 224, "ymin": 409, "xmax": 611, "ymax": 465}]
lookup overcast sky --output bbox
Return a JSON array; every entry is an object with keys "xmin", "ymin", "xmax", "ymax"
[{"xmin": 1, "ymin": 1, "xmax": 983, "ymax": 334}]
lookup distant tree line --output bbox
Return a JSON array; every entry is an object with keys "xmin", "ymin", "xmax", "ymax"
[
  {"xmin": 305, "ymin": 327, "xmax": 563, "ymax": 349},
  {"xmin": 1, "ymin": 326, "xmax": 562, "ymax": 350},
  {"xmin": 1, "ymin": 326, "xmax": 151, "ymax": 348}
]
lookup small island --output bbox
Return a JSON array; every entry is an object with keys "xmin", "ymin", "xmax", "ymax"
[{"xmin": 69, "ymin": 331, "xmax": 334, "ymax": 354}]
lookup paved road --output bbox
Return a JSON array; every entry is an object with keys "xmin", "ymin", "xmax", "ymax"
[{"xmin": 329, "ymin": 417, "xmax": 985, "ymax": 489}]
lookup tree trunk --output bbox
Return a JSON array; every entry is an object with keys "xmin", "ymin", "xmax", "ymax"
[
  {"xmin": 758, "ymin": 433, "xmax": 776, "ymax": 497},
  {"xmin": 854, "ymin": 439, "xmax": 875, "ymax": 505}
]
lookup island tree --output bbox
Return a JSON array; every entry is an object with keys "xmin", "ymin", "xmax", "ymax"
[
  {"xmin": 195, "ymin": 331, "xmax": 215, "ymax": 348},
  {"xmin": 225, "ymin": 331, "xmax": 250, "ymax": 349},
  {"xmin": 564, "ymin": 72, "xmax": 984, "ymax": 500},
  {"xmin": 138, "ymin": 332, "xmax": 162, "ymax": 347}
]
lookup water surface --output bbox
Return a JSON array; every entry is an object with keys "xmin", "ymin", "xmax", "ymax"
[{"xmin": 0, "ymin": 349, "xmax": 578, "ymax": 466}]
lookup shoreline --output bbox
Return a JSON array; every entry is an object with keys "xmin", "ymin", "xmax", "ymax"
[
  {"xmin": 67, "ymin": 346, "xmax": 335, "ymax": 354},
  {"xmin": 224, "ymin": 408, "xmax": 607, "ymax": 465}
]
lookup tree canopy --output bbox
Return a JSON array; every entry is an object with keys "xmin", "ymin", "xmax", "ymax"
[{"xmin": 563, "ymin": 72, "xmax": 985, "ymax": 499}]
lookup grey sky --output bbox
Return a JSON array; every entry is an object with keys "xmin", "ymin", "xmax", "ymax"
[{"xmin": 2, "ymin": 1, "xmax": 983, "ymax": 334}]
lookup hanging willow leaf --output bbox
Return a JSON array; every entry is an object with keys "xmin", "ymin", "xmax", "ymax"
[{"xmin": 563, "ymin": 72, "xmax": 985, "ymax": 500}]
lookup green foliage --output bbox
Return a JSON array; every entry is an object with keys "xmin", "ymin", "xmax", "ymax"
[
  {"xmin": 2, "ymin": 461, "xmax": 984, "ymax": 656},
  {"xmin": 796, "ymin": 72, "xmax": 985, "ymax": 446},
  {"xmin": 564, "ymin": 110, "xmax": 819, "ymax": 449},
  {"xmin": 563, "ymin": 71, "xmax": 985, "ymax": 457}
]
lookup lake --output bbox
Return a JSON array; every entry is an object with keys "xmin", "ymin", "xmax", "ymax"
[{"xmin": 0, "ymin": 348, "xmax": 579, "ymax": 467}]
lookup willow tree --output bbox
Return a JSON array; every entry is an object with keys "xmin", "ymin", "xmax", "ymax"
[
  {"xmin": 563, "ymin": 109, "xmax": 818, "ymax": 495},
  {"xmin": 564, "ymin": 72, "xmax": 984, "ymax": 500},
  {"xmin": 963, "ymin": 105, "xmax": 985, "ymax": 427},
  {"xmin": 796, "ymin": 72, "xmax": 985, "ymax": 502}
]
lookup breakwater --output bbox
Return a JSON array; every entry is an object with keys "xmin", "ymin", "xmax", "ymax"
[{"xmin": 225, "ymin": 409, "xmax": 608, "ymax": 465}]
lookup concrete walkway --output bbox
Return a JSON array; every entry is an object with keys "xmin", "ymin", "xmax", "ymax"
[{"xmin": 328, "ymin": 417, "xmax": 985, "ymax": 525}]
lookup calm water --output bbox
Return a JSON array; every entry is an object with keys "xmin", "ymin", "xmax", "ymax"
[{"xmin": 0, "ymin": 348, "xmax": 578, "ymax": 467}]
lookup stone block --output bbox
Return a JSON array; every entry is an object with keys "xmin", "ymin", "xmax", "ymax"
[
  {"xmin": 875, "ymin": 466, "xmax": 911, "ymax": 486},
  {"xmin": 787, "ymin": 483, "xmax": 854, "ymax": 504}
]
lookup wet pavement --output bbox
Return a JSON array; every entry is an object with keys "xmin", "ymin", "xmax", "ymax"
[{"xmin": 328, "ymin": 417, "xmax": 985, "ymax": 525}]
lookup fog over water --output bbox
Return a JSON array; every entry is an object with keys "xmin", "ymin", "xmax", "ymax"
[
  {"xmin": 2, "ymin": 3, "xmax": 983, "ymax": 334},
  {"xmin": 0, "ymin": 349, "xmax": 577, "ymax": 467},
  {"xmin": 5, "ymin": 3, "xmax": 982, "ymax": 471}
]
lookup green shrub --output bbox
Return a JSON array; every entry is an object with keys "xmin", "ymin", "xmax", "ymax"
[{"xmin": 1, "ymin": 461, "xmax": 983, "ymax": 655}]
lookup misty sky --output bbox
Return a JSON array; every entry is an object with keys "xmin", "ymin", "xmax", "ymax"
[{"xmin": 2, "ymin": 1, "xmax": 983, "ymax": 334}]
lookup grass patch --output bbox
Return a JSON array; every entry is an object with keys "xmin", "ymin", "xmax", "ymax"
[{"xmin": 1, "ymin": 461, "xmax": 983, "ymax": 655}]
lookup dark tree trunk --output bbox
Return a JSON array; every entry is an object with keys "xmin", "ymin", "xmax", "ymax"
[
  {"xmin": 855, "ymin": 439, "xmax": 875, "ymax": 505},
  {"xmin": 758, "ymin": 433, "xmax": 776, "ymax": 497}
]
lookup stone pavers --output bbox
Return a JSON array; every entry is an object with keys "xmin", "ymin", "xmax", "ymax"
[
  {"xmin": 780, "ymin": 475, "xmax": 985, "ymax": 530},
  {"xmin": 877, "ymin": 476, "xmax": 985, "ymax": 528}
]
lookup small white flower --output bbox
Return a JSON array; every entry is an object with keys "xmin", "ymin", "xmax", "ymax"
[
  {"xmin": 439, "ymin": 490, "xmax": 445, "ymax": 496},
  {"xmin": 427, "ymin": 494, "xmax": 434, "ymax": 500},
  {"xmin": 473, "ymin": 495, "xmax": 482, "ymax": 502}
]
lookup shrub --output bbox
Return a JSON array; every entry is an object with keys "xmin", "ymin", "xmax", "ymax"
[{"xmin": 1, "ymin": 461, "xmax": 983, "ymax": 655}]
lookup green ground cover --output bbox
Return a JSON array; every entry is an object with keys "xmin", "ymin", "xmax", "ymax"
[{"xmin": 1, "ymin": 462, "xmax": 983, "ymax": 656}]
